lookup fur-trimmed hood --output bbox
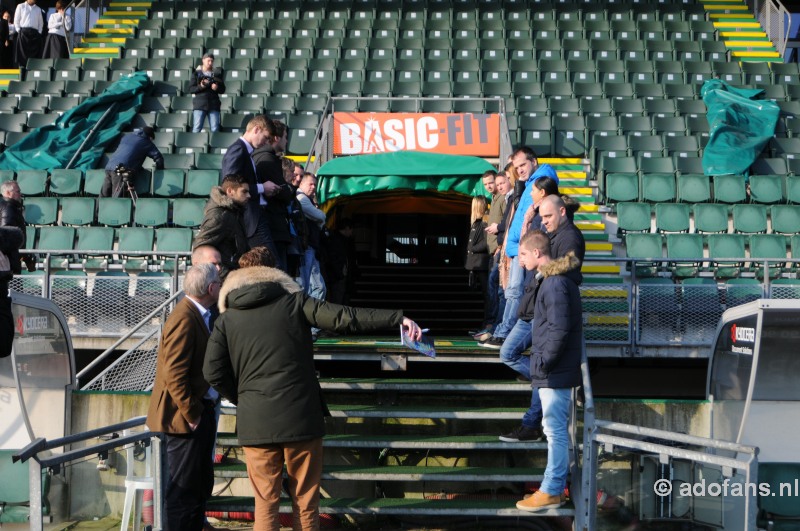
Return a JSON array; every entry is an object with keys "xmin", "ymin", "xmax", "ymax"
[
  {"xmin": 539, "ymin": 252, "xmax": 581, "ymax": 278},
  {"xmin": 218, "ymin": 266, "xmax": 302, "ymax": 313},
  {"xmin": 207, "ymin": 186, "xmax": 242, "ymax": 212}
]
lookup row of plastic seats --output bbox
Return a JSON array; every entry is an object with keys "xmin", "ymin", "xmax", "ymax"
[
  {"xmin": 144, "ymin": 0, "xmax": 708, "ymax": 23},
  {"xmin": 618, "ymin": 203, "xmax": 800, "ymax": 235},
  {"xmin": 603, "ymin": 169, "xmax": 800, "ymax": 205},
  {"xmin": 625, "ymin": 232, "xmax": 800, "ymax": 279},
  {"xmin": 132, "ymin": 19, "xmax": 715, "ymax": 42},
  {"xmin": 28, "ymin": 225, "xmax": 194, "ymax": 271},
  {"xmin": 23, "ymin": 196, "xmax": 207, "ymax": 229},
  {"xmin": 5, "ymin": 168, "xmax": 218, "ymax": 197}
]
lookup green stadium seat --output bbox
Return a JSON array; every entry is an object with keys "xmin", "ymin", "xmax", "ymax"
[
  {"xmin": 151, "ymin": 169, "xmax": 185, "ymax": 197},
  {"xmin": 619, "ymin": 115, "xmax": 653, "ymax": 137},
  {"xmin": 75, "ymin": 227, "xmax": 115, "ymax": 268},
  {"xmin": 751, "ymin": 157, "xmax": 788, "ymax": 176},
  {"xmin": 60, "ymin": 197, "xmax": 95, "ymax": 226},
  {"xmin": 665, "ymin": 136, "xmax": 701, "ymax": 160},
  {"xmin": 611, "ymin": 97, "xmax": 644, "ymax": 117},
  {"xmin": 725, "ymin": 278, "xmax": 763, "ymax": 308},
  {"xmin": 195, "ymin": 153, "xmax": 223, "ymax": 170},
  {"xmin": 155, "ymin": 113, "xmax": 189, "ymax": 132},
  {"xmin": 694, "ymin": 203, "xmax": 730, "ymax": 233},
  {"xmin": 732, "ymin": 204, "xmax": 768, "ymax": 234},
  {"xmin": 711, "ymin": 61, "xmax": 743, "ymax": 84},
  {"xmin": 185, "ymin": 170, "xmax": 219, "ymax": 197},
  {"xmin": 26, "ymin": 113, "xmax": 57, "ymax": 129},
  {"xmin": 655, "ymin": 203, "xmax": 690, "ymax": 233},
  {"xmin": 133, "ymin": 198, "xmax": 170, "ymax": 227},
  {"xmin": 749, "ymin": 234, "xmax": 787, "ymax": 278},
  {"xmin": 771, "ymin": 62, "xmax": 800, "ymax": 84},
  {"xmin": 97, "ymin": 198, "xmax": 132, "ymax": 227},
  {"xmin": 589, "ymin": 134, "xmax": 627, "ymax": 171},
  {"xmin": 287, "ymin": 128, "xmax": 316, "ymax": 155},
  {"xmin": 171, "ymin": 198, "xmax": 207, "ymax": 228},
  {"xmin": 770, "ymin": 205, "xmax": 800, "ymax": 234},
  {"xmin": 616, "ymin": 202, "xmax": 652, "ymax": 233},
  {"xmin": 743, "ymin": 62, "xmax": 771, "ymax": 85},
  {"xmin": 37, "ymin": 226, "xmax": 75, "ymax": 269},
  {"xmin": 665, "ymin": 233, "xmax": 705, "ymax": 277},
  {"xmin": 552, "ymin": 115, "xmax": 586, "ymax": 157},
  {"xmin": 116, "ymin": 227, "xmax": 155, "ymax": 271},
  {"xmin": 640, "ymin": 158, "xmax": 676, "ymax": 203},
  {"xmin": 82, "ymin": 169, "xmax": 105, "ymax": 196},
  {"xmin": 603, "ymin": 157, "xmax": 639, "ymax": 203},
  {"xmin": 708, "ymin": 234, "xmax": 746, "ymax": 278},
  {"xmin": 48, "ymin": 169, "xmax": 82, "ymax": 196},
  {"xmin": 156, "ymin": 227, "xmax": 193, "ymax": 271},
  {"xmin": 787, "ymin": 176, "xmax": 800, "ymax": 205},
  {"xmin": 15, "ymin": 170, "xmax": 48, "ymax": 196},
  {"xmin": 0, "ymin": 114, "xmax": 27, "ymax": 133},
  {"xmin": 713, "ymin": 174, "xmax": 747, "ymax": 204},
  {"xmin": 625, "ymin": 233, "xmax": 663, "ymax": 277},
  {"xmin": 629, "ymin": 135, "xmax": 664, "ymax": 160},
  {"xmin": 747, "ymin": 174, "xmax": 784, "ymax": 204},
  {"xmin": 158, "ymin": 153, "xmax": 194, "ymax": 171},
  {"xmin": 174, "ymin": 132, "xmax": 208, "ymax": 154},
  {"xmin": 581, "ymin": 97, "xmax": 613, "ymax": 117},
  {"xmin": 23, "ymin": 197, "xmax": 58, "ymax": 226},
  {"xmin": 677, "ymin": 173, "xmax": 712, "ymax": 204}
]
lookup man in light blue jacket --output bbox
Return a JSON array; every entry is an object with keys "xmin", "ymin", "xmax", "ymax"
[{"xmin": 480, "ymin": 146, "xmax": 558, "ymax": 349}]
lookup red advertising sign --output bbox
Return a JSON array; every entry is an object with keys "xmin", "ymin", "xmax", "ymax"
[{"xmin": 333, "ymin": 112, "xmax": 501, "ymax": 156}]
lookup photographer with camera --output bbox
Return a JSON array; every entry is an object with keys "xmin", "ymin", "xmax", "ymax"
[
  {"xmin": 101, "ymin": 127, "xmax": 164, "ymax": 198},
  {"xmin": 189, "ymin": 52, "xmax": 225, "ymax": 133}
]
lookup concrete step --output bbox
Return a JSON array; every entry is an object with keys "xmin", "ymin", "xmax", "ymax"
[
  {"xmin": 221, "ymin": 403, "xmax": 529, "ymax": 420},
  {"xmin": 207, "ymin": 496, "xmax": 575, "ymax": 517},
  {"xmin": 214, "ymin": 463, "xmax": 545, "ymax": 482},
  {"xmin": 217, "ymin": 433, "xmax": 548, "ymax": 451},
  {"xmin": 319, "ymin": 377, "xmax": 530, "ymax": 392}
]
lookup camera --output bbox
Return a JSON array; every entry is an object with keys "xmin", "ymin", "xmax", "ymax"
[
  {"xmin": 199, "ymin": 72, "xmax": 216, "ymax": 85},
  {"xmin": 115, "ymin": 164, "xmax": 133, "ymax": 184}
]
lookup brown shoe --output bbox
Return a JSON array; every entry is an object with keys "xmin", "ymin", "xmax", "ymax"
[{"xmin": 516, "ymin": 490, "xmax": 564, "ymax": 512}]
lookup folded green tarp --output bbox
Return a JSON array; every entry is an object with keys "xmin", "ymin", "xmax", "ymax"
[
  {"xmin": 0, "ymin": 71, "xmax": 149, "ymax": 171},
  {"xmin": 701, "ymin": 79, "xmax": 779, "ymax": 177}
]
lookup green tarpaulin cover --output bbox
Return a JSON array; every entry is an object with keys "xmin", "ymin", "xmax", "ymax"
[
  {"xmin": 316, "ymin": 151, "xmax": 496, "ymax": 205},
  {"xmin": 701, "ymin": 79, "xmax": 779, "ymax": 177},
  {"xmin": 0, "ymin": 71, "xmax": 149, "ymax": 171}
]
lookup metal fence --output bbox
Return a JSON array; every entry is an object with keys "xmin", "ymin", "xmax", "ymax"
[
  {"xmin": 9, "ymin": 251, "xmax": 187, "ymax": 338},
  {"xmin": 750, "ymin": 0, "xmax": 792, "ymax": 56}
]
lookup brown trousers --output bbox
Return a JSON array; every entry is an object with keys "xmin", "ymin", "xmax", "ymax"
[{"xmin": 243, "ymin": 438, "xmax": 323, "ymax": 531}]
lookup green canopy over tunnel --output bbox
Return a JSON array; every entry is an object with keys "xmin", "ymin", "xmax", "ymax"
[{"xmin": 316, "ymin": 151, "xmax": 497, "ymax": 208}]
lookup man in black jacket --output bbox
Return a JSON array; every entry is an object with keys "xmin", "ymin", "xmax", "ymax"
[
  {"xmin": 540, "ymin": 194, "xmax": 585, "ymax": 285},
  {"xmin": 515, "ymin": 230, "xmax": 582, "ymax": 513},
  {"xmin": 252, "ymin": 120, "xmax": 294, "ymax": 273},
  {"xmin": 189, "ymin": 53, "xmax": 225, "ymax": 133},
  {"xmin": 0, "ymin": 180, "xmax": 34, "ymax": 272},
  {"xmin": 193, "ymin": 174, "xmax": 250, "ymax": 281}
]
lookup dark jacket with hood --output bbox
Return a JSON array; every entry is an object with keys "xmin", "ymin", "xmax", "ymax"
[
  {"xmin": 203, "ymin": 266, "xmax": 404, "ymax": 446},
  {"xmin": 194, "ymin": 186, "xmax": 250, "ymax": 280},
  {"xmin": 529, "ymin": 253, "xmax": 583, "ymax": 389},
  {"xmin": 549, "ymin": 217, "xmax": 585, "ymax": 286},
  {"xmin": 105, "ymin": 129, "xmax": 164, "ymax": 171},
  {"xmin": 252, "ymin": 144, "xmax": 294, "ymax": 243},
  {"xmin": 188, "ymin": 66, "xmax": 225, "ymax": 112},
  {"xmin": 465, "ymin": 220, "xmax": 489, "ymax": 271}
]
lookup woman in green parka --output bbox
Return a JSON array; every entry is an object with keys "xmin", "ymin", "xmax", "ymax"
[{"xmin": 203, "ymin": 265, "xmax": 421, "ymax": 531}]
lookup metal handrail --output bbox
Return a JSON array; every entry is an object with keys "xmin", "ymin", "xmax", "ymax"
[
  {"xmin": 13, "ymin": 416, "xmax": 167, "ymax": 531},
  {"xmin": 76, "ymin": 290, "xmax": 182, "ymax": 385}
]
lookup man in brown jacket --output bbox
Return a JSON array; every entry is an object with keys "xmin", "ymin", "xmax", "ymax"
[{"xmin": 146, "ymin": 263, "xmax": 221, "ymax": 530}]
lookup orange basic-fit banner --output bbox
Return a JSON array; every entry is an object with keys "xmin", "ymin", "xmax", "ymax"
[{"xmin": 332, "ymin": 113, "xmax": 501, "ymax": 157}]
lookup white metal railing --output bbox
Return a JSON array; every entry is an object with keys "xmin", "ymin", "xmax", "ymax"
[{"xmin": 750, "ymin": 0, "xmax": 792, "ymax": 56}]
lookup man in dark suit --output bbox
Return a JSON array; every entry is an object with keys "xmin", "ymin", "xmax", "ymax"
[
  {"xmin": 146, "ymin": 263, "xmax": 221, "ymax": 530},
  {"xmin": 220, "ymin": 115, "xmax": 280, "ymax": 257}
]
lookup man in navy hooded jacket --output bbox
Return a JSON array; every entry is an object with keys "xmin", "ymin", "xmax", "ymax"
[{"xmin": 480, "ymin": 146, "xmax": 558, "ymax": 349}]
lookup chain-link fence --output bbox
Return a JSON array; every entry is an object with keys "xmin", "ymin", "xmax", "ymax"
[
  {"xmin": 80, "ymin": 328, "xmax": 163, "ymax": 391},
  {"xmin": 582, "ymin": 283, "xmax": 631, "ymax": 344}
]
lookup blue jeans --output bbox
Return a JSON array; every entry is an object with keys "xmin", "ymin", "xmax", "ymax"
[
  {"xmin": 539, "ymin": 387, "xmax": 573, "ymax": 496},
  {"xmin": 499, "ymin": 319, "xmax": 542, "ymax": 428},
  {"xmin": 299, "ymin": 248, "xmax": 326, "ymax": 301},
  {"xmin": 486, "ymin": 259, "xmax": 500, "ymax": 329},
  {"xmin": 192, "ymin": 109, "xmax": 220, "ymax": 133},
  {"xmin": 493, "ymin": 255, "xmax": 524, "ymax": 339}
]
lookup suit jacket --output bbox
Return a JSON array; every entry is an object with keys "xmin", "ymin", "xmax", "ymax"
[
  {"xmin": 221, "ymin": 138, "xmax": 263, "ymax": 239},
  {"xmin": 146, "ymin": 297, "xmax": 211, "ymax": 435}
]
